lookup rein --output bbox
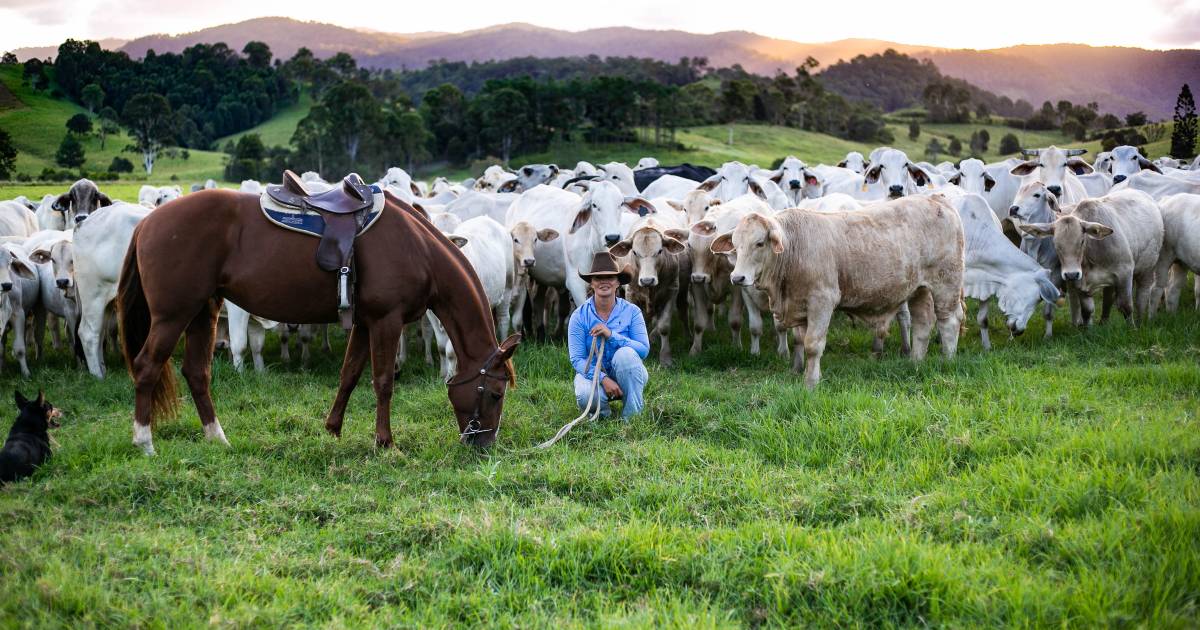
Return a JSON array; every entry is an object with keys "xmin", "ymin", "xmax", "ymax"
[
  {"xmin": 537, "ymin": 336, "xmax": 606, "ymax": 449},
  {"xmin": 447, "ymin": 346, "xmax": 510, "ymax": 439}
]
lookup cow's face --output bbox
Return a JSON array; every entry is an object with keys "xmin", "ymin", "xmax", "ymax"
[
  {"xmin": 838, "ymin": 152, "xmax": 868, "ymax": 174},
  {"xmin": 1093, "ymin": 152, "xmax": 1114, "ymax": 176},
  {"xmin": 157, "ymin": 186, "xmax": 181, "ymax": 206},
  {"xmin": 677, "ymin": 190, "xmax": 719, "ymax": 226},
  {"xmin": 1110, "ymin": 145, "xmax": 1161, "ymax": 183},
  {"xmin": 53, "ymin": 179, "xmax": 111, "ymax": 225},
  {"xmin": 515, "ymin": 164, "xmax": 559, "ymax": 191},
  {"xmin": 598, "ymin": 162, "xmax": 637, "ymax": 195},
  {"xmin": 569, "ymin": 182, "xmax": 627, "ymax": 248},
  {"xmin": 1009, "ymin": 146, "xmax": 1091, "ymax": 197},
  {"xmin": 770, "ymin": 157, "xmax": 822, "ymax": 202},
  {"xmin": 609, "ymin": 224, "xmax": 686, "ymax": 288},
  {"xmin": 950, "ymin": 159, "xmax": 996, "ymax": 194},
  {"xmin": 997, "ymin": 271, "xmax": 1060, "ymax": 335},
  {"xmin": 1008, "ymin": 181, "xmax": 1059, "ymax": 226},
  {"xmin": 1018, "ymin": 215, "xmax": 1113, "ymax": 285},
  {"xmin": 29, "ymin": 240, "xmax": 74, "ymax": 293},
  {"xmin": 707, "ymin": 162, "xmax": 767, "ymax": 202},
  {"xmin": 687, "ymin": 218, "xmax": 726, "ymax": 284},
  {"xmin": 509, "ymin": 221, "xmax": 558, "ymax": 271},
  {"xmin": 864, "ymin": 149, "xmax": 929, "ymax": 199},
  {"xmin": 635, "ymin": 157, "xmax": 659, "ymax": 170},
  {"xmin": 710, "ymin": 213, "xmax": 784, "ymax": 288},
  {"xmin": 0, "ymin": 246, "xmax": 36, "ymax": 294}
]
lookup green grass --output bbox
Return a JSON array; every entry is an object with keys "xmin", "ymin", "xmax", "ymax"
[
  {"xmin": 0, "ymin": 287, "xmax": 1197, "ymax": 626},
  {"xmin": 0, "ymin": 66, "xmax": 227, "ymax": 182},
  {"xmin": 217, "ymin": 91, "xmax": 313, "ymax": 149}
]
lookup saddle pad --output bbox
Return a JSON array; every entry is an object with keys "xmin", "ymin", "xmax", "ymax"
[{"xmin": 259, "ymin": 189, "xmax": 386, "ymax": 238}]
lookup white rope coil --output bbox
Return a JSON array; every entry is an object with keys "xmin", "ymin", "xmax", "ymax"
[{"xmin": 537, "ymin": 335, "xmax": 607, "ymax": 449}]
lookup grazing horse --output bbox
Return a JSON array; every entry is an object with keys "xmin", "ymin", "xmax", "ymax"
[{"xmin": 117, "ymin": 188, "xmax": 520, "ymax": 455}]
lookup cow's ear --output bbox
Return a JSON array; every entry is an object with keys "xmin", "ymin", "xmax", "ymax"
[
  {"xmin": 690, "ymin": 220, "xmax": 717, "ymax": 236},
  {"xmin": 1009, "ymin": 161, "xmax": 1038, "ymax": 176},
  {"xmin": 748, "ymin": 179, "xmax": 768, "ymax": 200},
  {"xmin": 447, "ymin": 235, "xmax": 469, "ymax": 248},
  {"xmin": 14, "ymin": 390, "xmax": 28, "ymax": 409},
  {"xmin": 1137, "ymin": 156, "xmax": 1162, "ymax": 174},
  {"xmin": 608, "ymin": 240, "xmax": 633, "ymax": 258},
  {"xmin": 536, "ymin": 228, "xmax": 559, "ymax": 242},
  {"xmin": 947, "ymin": 171, "xmax": 962, "ymax": 185},
  {"xmin": 10, "ymin": 255, "xmax": 36, "ymax": 280},
  {"xmin": 983, "ymin": 173, "xmax": 996, "ymax": 192},
  {"xmin": 709, "ymin": 232, "xmax": 735, "ymax": 254},
  {"xmin": 1036, "ymin": 273, "xmax": 1060, "ymax": 304},
  {"xmin": 410, "ymin": 181, "xmax": 421, "ymax": 197},
  {"xmin": 570, "ymin": 206, "xmax": 592, "ymax": 234},
  {"xmin": 666, "ymin": 200, "xmax": 685, "ymax": 213},
  {"xmin": 96, "ymin": 192, "xmax": 113, "ymax": 207},
  {"xmin": 1065, "ymin": 158, "xmax": 1093, "ymax": 175},
  {"xmin": 768, "ymin": 227, "xmax": 786, "ymax": 254},
  {"xmin": 803, "ymin": 171, "xmax": 822, "ymax": 187},
  {"xmin": 906, "ymin": 163, "xmax": 931, "ymax": 187},
  {"xmin": 52, "ymin": 192, "xmax": 70, "ymax": 212},
  {"xmin": 497, "ymin": 179, "xmax": 519, "ymax": 193},
  {"xmin": 768, "ymin": 169, "xmax": 783, "ymax": 184},
  {"xmin": 708, "ymin": 198, "xmax": 721, "ymax": 207},
  {"xmin": 663, "ymin": 228, "xmax": 689, "ymax": 242},
  {"xmin": 1080, "ymin": 220, "xmax": 1113, "ymax": 239},
  {"xmin": 622, "ymin": 197, "xmax": 654, "ymax": 216},
  {"xmin": 1017, "ymin": 222, "xmax": 1056, "ymax": 238},
  {"xmin": 29, "ymin": 249, "xmax": 52, "ymax": 265},
  {"xmin": 663, "ymin": 236, "xmax": 687, "ymax": 254},
  {"xmin": 696, "ymin": 175, "xmax": 722, "ymax": 192},
  {"xmin": 837, "ymin": 160, "xmax": 848, "ymax": 168},
  {"xmin": 863, "ymin": 164, "xmax": 882, "ymax": 184},
  {"xmin": 1046, "ymin": 193, "xmax": 1061, "ymax": 214}
]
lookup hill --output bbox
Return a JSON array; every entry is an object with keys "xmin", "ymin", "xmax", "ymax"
[{"xmin": 0, "ymin": 65, "xmax": 225, "ymax": 181}]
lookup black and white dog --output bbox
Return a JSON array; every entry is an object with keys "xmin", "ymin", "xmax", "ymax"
[{"xmin": 0, "ymin": 391, "xmax": 60, "ymax": 484}]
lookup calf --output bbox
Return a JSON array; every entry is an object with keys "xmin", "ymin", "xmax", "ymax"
[
  {"xmin": 767, "ymin": 156, "xmax": 823, "ymax": 206},
  {"xmin": 0, "ymin": 200, "xmax": 39, "ymax": 238},
  {"xmin": 52, "ymin": 178, "xmax": 112, "ymax": 225},
  {"xmin": 1153, "ymin": 193, "xmax": 1200, "ymax": 312},
  {"xmin": 26, "ymin": 231, "xmax": 79, "ymax": 357},
  {"xmin": 1008, "ymin": 146, "xmax": 1091, "ymax": 205},
  {"xmin": 711, "ymin": 196, "xmax": 964, "ymax": 387},
  {"xmin": 1018, "ymin": 190, "xmax": 1163, "ymax": 327},
  {"xmin": 0, "ymin": 243, "xmax": 40, "ymax": 377},
  {"xmin": 609, "ymin": 219, "xmax": 689, "ymax": 366}
]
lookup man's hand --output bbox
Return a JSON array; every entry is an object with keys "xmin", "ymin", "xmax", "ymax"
[
  {"xmin": 601, "ymin": 376, "xmax": 623, "ymax": 399},
  {"xmin": 590, "ymin": 323, "xmax": 612, "ymax": 339}
]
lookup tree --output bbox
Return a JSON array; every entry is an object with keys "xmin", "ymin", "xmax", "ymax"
[
  {"xmin": 999, "ymin": 133, "xmax": 1021, "ymax": 155},
  {"xmin": 925, "ymin": 138, "xmax": 945, "ymax": 161},
  {"xmin": 1098, "ymin": 113, "xmax": 1122, "ymax": 130},
  {"xmin": 108, "ymin": 156, "xmax": 134, "ymax": 173},
  {"xmin": 1125, "ymin": 111, "xmax": 1148, "ymax": 127},
  {"xmin": 242, "ymin": 41, "xmax": 272, "ymax": 69},
  {"xmin": 1, "ymin": 52, "xmax": 17, "ymax": 65},
  {"xmin": 1170, "ymin": 84, "xmax": 1197, "ymax": 160},
  {"xmin": 319, "ymin": 81, "xmax": 383, "ymax": 168},
  {"xmin": 947, "ymin": 135, "xmax": 962, "ymax": 157},
  {"xmin": 122, "ymin": 93, "xmax": 177, "ymax": 174},
  {"xmin": 0, "ymin": 128, "xmax": 17, "ymax": 179},
  {"xmin": 475, "ymin": 87, "xmax": 528, "ymax": 164},
  {"xmin": 969, "ymin": 129, "xmax": 990, "ymax": 155},
  {"xmin": 96, "ymin": 106, "xmax": 119, "ymax": 150},
  {"xmin": 908, "ymin": 120, "xmax": 920, "ymax": 140},
  {"xmin": 388, "ymin": 110, "xmax": 432, "ymax": 173},
  {"xmin": 66, "ymin": 113, "xmax": 93, "ymax": 136},
  {"xmin": 55, "ymin": 134, "xmax": 86, "ymax": 169},
  {"xmin": 80, "ymin": 83, "xmax": 104, "ymax": 113}
]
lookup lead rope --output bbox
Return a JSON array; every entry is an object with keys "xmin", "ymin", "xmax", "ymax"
[{"xmin": 537, "ymin": 336, "xmax": 607, "ymax": 449}]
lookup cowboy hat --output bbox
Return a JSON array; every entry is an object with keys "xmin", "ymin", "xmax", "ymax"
[{"xmin": 578, "ymin": 251, "xmax": 632, "ymax": 285}]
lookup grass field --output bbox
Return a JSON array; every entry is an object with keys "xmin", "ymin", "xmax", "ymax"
[
  {"xmin": 217, "ymin": 91, "xmax": 313, "ymax": 149},
  {"xmin": 0, "ymin": 285, "xmax": 1197, "ymax": 625}
]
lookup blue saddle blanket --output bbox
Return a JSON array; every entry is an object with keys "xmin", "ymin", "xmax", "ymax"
[{"xmin": 259, "ymin": 185, "xmax": 384, "ymax": 238}]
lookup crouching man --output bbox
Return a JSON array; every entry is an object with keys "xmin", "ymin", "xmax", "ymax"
[{"xmin": 569, "ymin": 252, "xmax": 650, "ymax": 419}]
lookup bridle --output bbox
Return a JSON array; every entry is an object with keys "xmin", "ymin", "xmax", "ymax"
[{"xmin": 446, "ymin": 346, "xmax": 510, "ymax": 438}]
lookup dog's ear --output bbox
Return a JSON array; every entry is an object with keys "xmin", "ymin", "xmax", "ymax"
[
  {"xmin": 36, "ymin": 390, "xmax": 44, "ymax": 406},
  {"xmin": 14, "ymin": 390, "xmax": 28, "ymax": 408}
]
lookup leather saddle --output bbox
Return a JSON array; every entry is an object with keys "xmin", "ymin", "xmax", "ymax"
[
  {"xmin": 265, "ymin": 170, "xmax": 382, "ymax": 328},
  {"xmin": 267, "ymin": 170, "xmax": 376, "ymax": 271}
]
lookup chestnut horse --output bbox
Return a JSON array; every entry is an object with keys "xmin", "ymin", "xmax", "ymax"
[{"xmin": 117, "ymin": 188, "xmax": 520, "ymax": 455}]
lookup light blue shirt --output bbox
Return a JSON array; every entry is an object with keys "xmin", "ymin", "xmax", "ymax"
[{"xmin": 568, "ymin": 297, "xmax": 649, "ymax": 381}]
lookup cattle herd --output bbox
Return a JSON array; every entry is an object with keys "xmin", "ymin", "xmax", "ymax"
[{"xmin": 1, "ymin": 144, "xmax": 1198, "ymax": 390}]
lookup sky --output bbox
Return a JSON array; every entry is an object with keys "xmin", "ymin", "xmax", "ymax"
[{"xmin": 3, "ymin": 0, "xmax": 1200, "ymax": 51}]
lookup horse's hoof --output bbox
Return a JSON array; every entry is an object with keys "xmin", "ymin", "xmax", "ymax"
[
  {"xmin": 375, "ymin": 435, "xmax": 394, "ymax": 449},
  {"xmin": 325, "ymin": 424, "xmax": 342, "ymax": 438}
]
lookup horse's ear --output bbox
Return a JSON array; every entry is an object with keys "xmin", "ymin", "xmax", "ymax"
[{"xmin": 498, "ymin": 333, "xmax": 521, "ymax": 361}]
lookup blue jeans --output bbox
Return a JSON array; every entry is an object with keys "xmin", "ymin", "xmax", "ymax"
[{"xmin": 573, "ymin": 346, "xmax": 648, "ymax": 419}]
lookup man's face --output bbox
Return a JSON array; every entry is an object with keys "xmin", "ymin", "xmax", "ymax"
[{"xmin": 591, "ymin": 275, "xmax": 619, "ymax": 300}]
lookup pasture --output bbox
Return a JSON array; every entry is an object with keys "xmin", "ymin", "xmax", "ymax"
[{"xmin": 0, "ymin": 294, "xmax": 1197, "ymax": 626}]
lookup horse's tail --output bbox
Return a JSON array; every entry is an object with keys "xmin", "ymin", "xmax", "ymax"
[{"xmin": 117, "ymin": 226, "xmax": 177, "ymax": 425}]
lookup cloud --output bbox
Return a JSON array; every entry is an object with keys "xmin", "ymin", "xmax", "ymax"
[
  {"xmin": 2, "ymin": 0, "xmax": 81, "ymax": 25},
  {"xmin": 1155, "ymin": 8, "xmax": 1200, "ymax": 46}
]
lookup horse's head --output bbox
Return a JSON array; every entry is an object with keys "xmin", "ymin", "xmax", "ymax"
[{"xmin": 447, "ymin": 333, "xmax": 521, "ymax": 448}]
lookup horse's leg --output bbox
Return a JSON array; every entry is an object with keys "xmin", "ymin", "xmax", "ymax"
[
  {"xmin": 325, "ymin": 325, "xmax": 369, "ymax": 438},
  {"xmin": 181, "ymin": 299, "xmax": 229, "ymax": 445},
  {"xmin": 131, "ymin": 317, "xmax": 192, "ymax": 456},
  {"xmin": 369, "ymin": 318, "xmax": 404, "ymax": 448}
]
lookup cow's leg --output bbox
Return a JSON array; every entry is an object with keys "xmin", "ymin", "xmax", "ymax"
[
  {"xmin": 729, "ymin": 287, "xmax": 744, "ymax": 350},
  {"xmin": 299, "ymin": 324, "xmax": 313, "ymax": 367},
  {"xmin": 77, "ymin": 283, "xmax": 108, "ymax": 379},
  {"xmin": 325, "ymin": 325, "xmax": 369, "ymax": 438},
  {"xmin": 744, "ymin": 292, "xmax": 763, "ymax": 355},
  {"xmin": 131, "ymin": 316, "xmax": 193, "ymax": 456},
  {"xmin": 1068, "ymin": 287, "xmax": 1085, "ymax": 326},
  {"xmin": 494, "ymin": 289, "xmax": 512, "ymax": 341},
  {"xmin": 510, "ymin": 275, "xmax": 528, "ymax": 335},
  {"xmin": 802, "ymin": 307, "xmax": 832, "ymax": 389},
  {"xmin": 1132, "ymin": 273, "xmax": 1153, "ymax": 325},
  {"xmin": 1099, "ymin": 286, "xmax": 1115, "ymax": 324},
  {"xmin": 249, "ymin": 319, "xmax": 266, "ymax": 372},
  {"xmin": 181, "ymin": 299, "xmax": 228, "ymax": 445},
  {"xmin": 1042, "ymin": 300, "xmax": 1055, "ymax": 338},
  {"xmin": 47, "ymin": 312, "xmax": 60, "ymax": 351},
  {"xmin": 31, "ymin": 305, "xmax": 46, "ymax": 361},
  {"xmin": 908, "ymin": 288, "xmax": 936, "ymax": 361},
  {"xmin": 871, "ymin": 319, "xmax": 890, "ymax": 358},
  {"xmin": 279, "ymin": 325, "xmax": 293, "ymax": 364},
  {"xmin": 227, "ymin": 303, "xmax": 250, "ymax": 372},
  {"xmin": 368, "ymin": 318, "xmax": 403, "ymax": 448},
  {"xmin": 976, "ymin": 300, "xmax": 992, "ymax": 351},
  {"xmin": 656, "ymin": 296, "xmax": 675, "ymax": 367},
  {"xmin": 530, "ymin": 282, "xmax": 548, "ymax": 341},
  {"xmin": 934, "ymin": 289, "xmax": 961, "ymax": 358},
  {"xmin": 791, "ymin": 324, "xmax": 806, "ymax": 373},
  {"xmin": 774, "ymin": 316, "xmax": 790, "ymax": 359},
  {"xmin": 1157, "ymin": 258, "xmax": 1181, "ymax": 314},
  {"xmin": 11, "ymin": 307, "xmax": 29, "ymax": 378},
  {"xmin": 557, "ymin": 287, "xmax": 572, "ymax": 338},
  {"xmin": 1078, "ymin": 287, "xmax": 1095, "ymax": 327},
  {"xmin": 394, "ymin": 324, "xmax": 408, "ymax": 370},
  {"xmin": 896, "ymin": 303, "xmax": 912, "ymax": 357},
  {"xmin": 426, "ymin": 312, "xmax": 452, "ymax": 381},
  {"xmin": 420, "ymin": 316, "xmax": 434, "ymax": 365},
  {"xmin": 689, "ymin": 282, "xmax": 709, "ymax": 356},
  {"xmin": 322, "ymin": 324, "xmax": 332, "ymax": 353}
]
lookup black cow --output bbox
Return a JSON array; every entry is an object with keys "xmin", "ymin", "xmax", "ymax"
[{"xmin": 634, "ymin": 164, "xmax": 717, "ymax": 192}]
